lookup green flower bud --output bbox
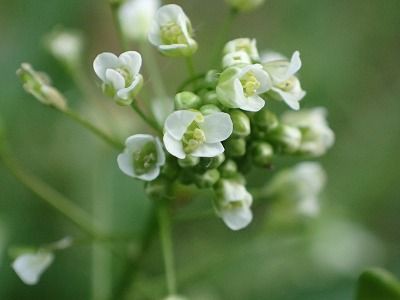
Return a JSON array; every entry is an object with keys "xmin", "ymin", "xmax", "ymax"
[
  {"xmin": 219, "ymin": 159, "xmax": 238, "ymax": 178},
  {"xmin": 225, "ymin": 0, "xmax": 265, "ymax": 12},
  {"xmin": 198, "ymin": 154, "xmax": 225, "ymax": 171},
  {"xmin": 195, "ymin": 169, "xmax": 220, "ymax": 188},
  {"xmin": 178, "ymin": 155, "xmax": 200, "ymax": 168},
  {"xmin": 251, "ymin": 142, "xmax": 274, "ymax": 167},
  {"xmin": 254, "ymin": 109, "xmax": 279, "ymax": 131},
  {"xmin": 224, "ymin": 137, "xmax": 246, "ymax": 157},
  {"xmin": 200, "ymin": 104, "xmax": 221, "ymax": 115},
  {"xmin": 145, "ymin": 176, "xmax": 171, "ymax": 200},
  {"xmin": 204, "ymin": 70, "xmax": 219, "ymax": 87},
  {"xmin": 202, "ymin": 91, "xmax": 219, "ymax": 105},
  {"xmin": 175, "ymin": 91, "xmax": 201, "ymax": 110},
  {"xmin": 230, "ymin": 110, "xmax": 251, "ymax": 137},
  {"xmin": 269, "ymin": 125, "xmax": 302, "ymax": 154}
]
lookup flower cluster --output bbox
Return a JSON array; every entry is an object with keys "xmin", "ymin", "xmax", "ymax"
[{"xmin": 90, "ymin": 3, "xmax": 334, "ymax": 230}]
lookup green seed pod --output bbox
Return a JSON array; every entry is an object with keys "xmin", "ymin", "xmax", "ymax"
[
  {"xmin": 200, "ymin": 104, "xmax": 221, "ymax": 115},
  {"xmin": 230, "ymin": 109, "xmax": 251, "ymax": 137},
  {"xmin": 178, "ymin": 155, "xmax": 200, "ymax": 168},
  {"xmin": 224, "ymin": 137, "xmax": 246, "ymax": 157},
  {"xmin": 195, "ymin": 169, "xmax": 220, "ymax": 188},
  {"xmin": 202, "ymin": 91, "xmax": 220, "ymax": 105},
  {"xmin": 175, "ymin": 91, "xmax": 202, "ymax": 110},
  {"xmin": 269, "ymin": 125, "xmax": 301, "ymax": 154},
  {"xmin": 251, "ymin": 141, "xmax": 274, "ymax": 167},
  {"xmin": 145, "ymin": 176, "xmax": 170, "ymax": 200},
  {"xmin": 254, "ymin": 109, "xmax": 279, "ymax": 131},
  {"xmin": 219, "ymin": 159, "xmax": 238, "ymax": 178}
]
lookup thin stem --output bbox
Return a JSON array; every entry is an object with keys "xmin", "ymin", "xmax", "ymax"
[
  {"xmin": 62, "ymin": 108, "xmax": 124, "ymax": 151},
  {"xmin": 0, "ymin": 147, "xmax": 103, "ymax": 239},
  {"xmin": 130, "ymin": 101, "xmax": 163, "ymax": 134},
  {"xmin": 211, "ymin": 9, "xmax": 238, "ymax": 67},
  {"xmin": 185, "ymin": 57, "xmax": 196, "ymax": 80},
  {"xmin": 109, "ymin": 1, "xmax": 129, "ymax": 51},
  {"xmin": 158, "ymin": 201, "xmax": 177, "ymax": 295}
]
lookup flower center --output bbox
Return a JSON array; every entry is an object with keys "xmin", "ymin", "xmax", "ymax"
[
  {"xmin": 182, "ymin": 119, "xmax": 206, "ymax": 154},
  {"xmin": 240, "ymin": 72, "xmax": 260, "ymax": 97},
  {"xmin": 160, "ymin": 22, "xmax": 187, "ymax": 45},
  {"xmin": 276, "ymin": 77, "xmax": 295, "ymax": 92},
  {"xmin": 132, "ymin": 141, "xmax": 157, "ymax": 175},
  {"xmin": 116, "ymin": 67, "xmax": 133, "ymax": 87}
]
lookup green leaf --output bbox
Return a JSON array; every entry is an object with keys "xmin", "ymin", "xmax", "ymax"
[{"xmin": 356, "ymin": 268, "xmax": 400, "ymax": 300}]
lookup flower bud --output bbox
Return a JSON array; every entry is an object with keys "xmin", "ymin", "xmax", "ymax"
[
  {"xmin": 251, "ymin": 142, "xmax": 274, "ymax": 167},
  {"xmin": 230, "ymin": 110, "xmax": 251, "ymax": 137},
  {"xmin": 224, "ymin": 137, "xmax": 246, "ymax": 157},
  {"xmin": 200, "ymin": 104, "xmax": 221, "ymax": 115},
  {"xmin": 254, "ymin": 109, "xmax": 278, "ymax": 131},
  {"xmin": 195, "ymin": 169, "xmax": 220, "ymax": 188},
  {"xmin": 17, "ymin": 63, "xmax": 67, "ymax": 111},
  {"xmin": 202, "ymin": 91, "xmax": 219, "ymax": 105},
  {"xmin": 178, "ymin": 155, "xmax": 200, "ymax": 168},
  {"xmin": 204, "ymin": 70, "xmax": 219, "ymax": 87},
  {"xmin": 198, "ymin": 154, "xmax": 225, "ymax": 171},
  {"xmin": 225, "ymin": 0, "xmax": 265, "ymax": 12},
  {"xmin": 219, "ymin": 159, "xmax": 238, "ymax": 178},
  {"xmin": 269, "ymin": 125, "xmax": 302, "ymax": 154},
  {"xmin": 175, "ymin": 91, "xmax": 201, "ymax": 110},
  {"xmin": 145, "ymin": 176, "xmax": 170, "ymax": 200}
]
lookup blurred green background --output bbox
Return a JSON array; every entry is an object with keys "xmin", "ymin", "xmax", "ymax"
[{"xmin": 1, "ymin": 0, "xmax": 400, "ymax": 299}]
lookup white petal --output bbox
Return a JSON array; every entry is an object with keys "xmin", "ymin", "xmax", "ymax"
[
  {"xmin": 221, "ymin": 207, "xmax": 253, "ymax": 231},
  {"xmin": 119, "ymin": 51, "xmax": 142, "ymax": 75},
  {"xmin": 156, "ymin": 4, "xmax": 184, "ymax": 25},
  {"xmin": 12, "ymin": 251, "xmax": 54, "ymax": 285},
  {"xmin": 117, "ymin": 74, "xmax": 142, "ymax": 100},
  {"xmin": 271, "ymin": 87, "xmax": 304, "ymax": 110},
  {"xmin": 261, "ymin": 50, "xmax": 287, "ymax": 63},
  {"xmin": 105, "ymin": 69, "xmax": 125, "ymax": 90},
  {"xmin": 164, "ymin": 110, "xmax": 198, "ymax": 140},
  {"xmin": 191, "ymin": 142, "xmax": 224, "ymax": 157},
  {"xmin": 287, "ymin": 51, "xmax": 302, "ymax": 78},
  {"xmin": 93, "ymin": 52, "xmax": 120, "ymax": 81},
  {"xmin": 163, "ymin": 132, "xmax": 185, "ymax": 159},
  {"xmin": 252, "ymin": 66, "xmax": 272, "ymax": 94},
  {"xmin": 200, "ymin": 112, "xmax": 233, "ymax": 143},
  {"xmin": 125, "ymin": 134, "xmax": 153, "ymax": 148},
  {"xmin": 137, "ymin": 166, "xmax": 160, "ymax": 181},
  {"xmin": 239, "ymin": 95, "xmax": 265, "ymax": 112},
  {"xmin": 155, "ymin": 137, "xmax": 166, "ymax": 166},
  {"xmin": 117, "ymin": 151, "xmax": 135, "ymax": 177}
]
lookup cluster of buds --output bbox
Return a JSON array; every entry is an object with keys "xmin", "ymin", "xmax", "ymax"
[{"xmin": 96, "ymin": 4, "xmax": 334, "ymax": 230}]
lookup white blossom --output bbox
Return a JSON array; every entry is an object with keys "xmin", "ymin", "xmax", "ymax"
[
  {"xmin": 118, "ymin": 134, "xmax": 165, "ymax": 181},
  {"xmin": 163, "ymin": 110, "xmax": 233, "ymax": 159},
  {"xmin": 45, "ymin": 29, "xmax": 83, "ymax": 66},
  {"xmin": 262, "ymin": 51, "xmax": 305, "ymax": 110},
  {"xmin": 118, "ymin": 0, "xmax": 160, "ymax": 41},
  {"xmin": 215, "ymin": 180, "xmax": 253, "ymax": 230},
  {"xmin": 224, "ymin": 38, "xmax": 259, "ymax": 62},
  {"xmin": 222, "ymin": 51, "xmax": 251, "ymax": 68},
  {"xmin": 225, "ymin": 0, "xmax": 265, "ymax": 12},
  {"xmin": 216, "ymin": 64, "xmax": 271, "ymax": 111},
  {"xmin": 282, "ymin": 107, "xmax": 335, "ymax": 156},
  {"xmin": 93, "ymin": 51, "xmax": 143, "ymax": 105},
  {"xmin": 148, "ymin": 4, "xmax": 198, "ymax": 57},
  {"xmin": 12, "ymin": 251, "xmax": 54, "ymax": 285}
]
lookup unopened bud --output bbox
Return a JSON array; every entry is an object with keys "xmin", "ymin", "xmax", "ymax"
[
  {"xmin": 178, "ymin": 155, "xmax": 200, "ymax": 168},
  {"xmin": 195, "ymin": 169, "xmax": 220, "ymax": 188},
  {"xmin": 224, "ymin": 137, "xmax": 246, "ymax": 157},
  {"xmin": 251, "ymin": 142, "xmax": 274, "ymax": 167},
  {"xmin": 200, "ymin": 104, "xmax": 221, "ymax": 115},
  {"xmin": 219, "ymin": 159, "xmax": 238, "ymax": 178},
  {"xmin": 225, "ymin": 0, "xmax": 265, "ymax": 12},
  {"xmin": 198, "ymin": 154, "xmax": 225, "ymax": 171},
  {"xmin": 269, "ymin": 125, "xmax": 301, "ymax": 154},
  {"xmin": 202, "ymin": 91, "xmax": 219, "ymax": 105},
  {"xmin": 254, "ymin": 109, "xmax": 278, "ymax": 131},
  {"xmin": 230, "ymin": 110, "xmax": 251, "ymax": 137},
  {"xmin": 175, "ymin": 91, "xmax": 201, "ymax": 110}
]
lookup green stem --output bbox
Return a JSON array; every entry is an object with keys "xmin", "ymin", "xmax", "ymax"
[
  {"xmin": 130, "ymin": 101, "xmax": 163, "ymax": 134},
  {"xmin": 109, "ymin": 1, "xmax": 129, "ymax": 51},
  {"xmin": 176, "ymin": 73, "xmax": 207, "ymax": 92},
  {"xmin": 158, "ymin": 201, "xmax": 177, "ymax": 295},
  {"xmin": 211, "ymin": 9, "xmax": 238, "ymax": 67},
  {"xmin": 185, "ymin": 57, "xmax": 196, "ymax": 80},
  {"xmin": 0, "ymin": 147, "xmax": 103, "ymax": 239},
  {"xmin": 62, "ymin": 108, "xmax": 124, "ymax": 151}
]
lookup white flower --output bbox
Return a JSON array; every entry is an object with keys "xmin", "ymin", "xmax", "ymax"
[
  {"xmin": 118, "ymin": 134, "xmax": 165, "ymax": 181},
  {"xmin": 262, "ymin": 51, "xmax": 306, "ymax": 110},
  {"xmin": 45, "ymin": 28, "xmax": 83, "ymax": 66},
  {"xmin": 222, "ymin": 51, "xmax": 252, "ymax": 68},
  {"xmin": 163, "ymin": 110, "xmax": 233, "ymax": 159},
  {"xmin": 216, "ymin": 64, "xmax": 271, "ymax": 111},
  {"xmin": 266, "ymin": 162, "xmax": 327, "ymax": 217},
  {"xmin": 148, "ymin": 4, "xmax": 198, "ymax": 57},
  {"xmin": 215, "ymin": 180, "xmax": 253, "ymax": 230},
  {"xmin": 224, "ymin": 38, "xmax": 259, "ymax": 62},
  {"xmin": 282, "ymin": 107, "xmax": 335, "ymax": 156},
  {"xmin": 93, "ymin": 51, "xmax": 143, "ymax": 105},
  {"xmin": 118, "ymin": 0, "xmax": 160, "ymax": 41},
  {"xmin": 225, "ymin": 0, "xmax": 265, "ymax": 12},
  {"xmin": 12, "ymin": 251, "xmax": 54, "ymax": 285}
]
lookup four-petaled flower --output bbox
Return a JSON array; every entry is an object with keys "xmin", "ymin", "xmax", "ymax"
[
  {"xmin": 262, "ymin": 51, "xmax": 306, "ymax": 110},
  {"xmin": 148, "ymin": 4, "xmax": 198, "ymax": 57},
  {"xmin": 223, "ymin": 38, "xmax": 260, "ymax": 62},
  {"xmin": 215, "ymin": 179, "xmax": 253, "ymax": 230},
  {"xmin": 118, "ymin": 134, "xmax": 166, "ymax": 181},
  {"xmin": 163, "ymin": 110, "xmax": 233, "ymax": 159},
  {"xmin": 93, "ymin": 51, "xmax": 143, "ymax": 105},
  {"xmin": 217, "ymin": 64, "xmax": 271, "ymax": 111}
]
